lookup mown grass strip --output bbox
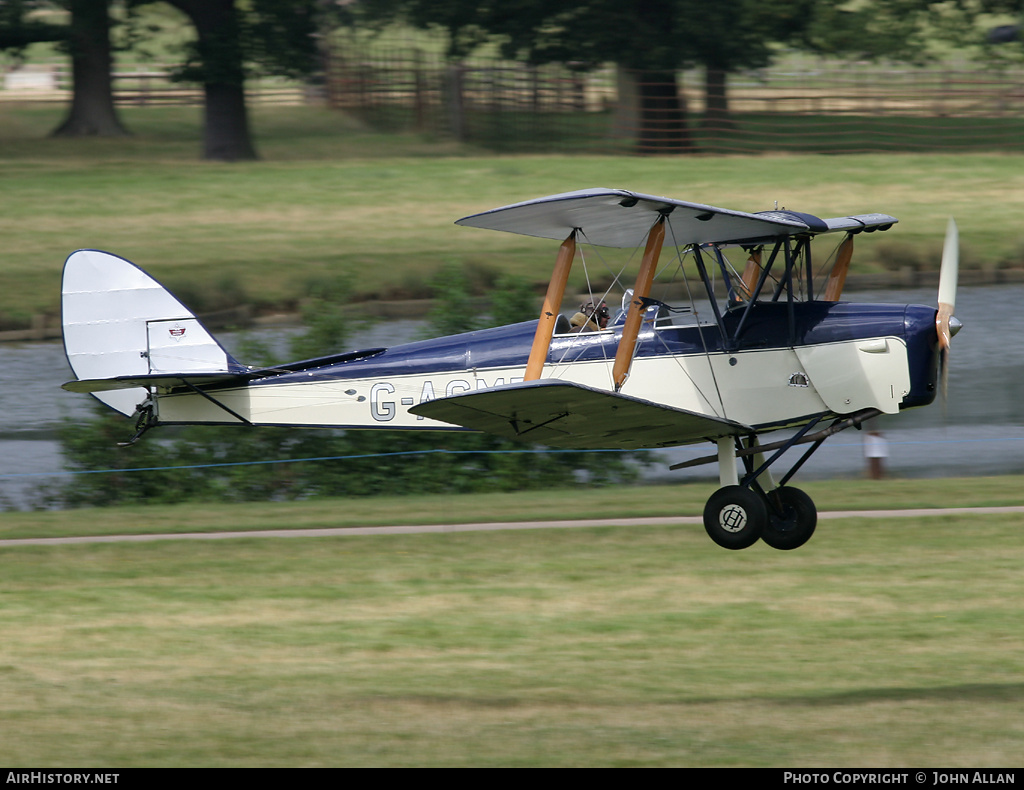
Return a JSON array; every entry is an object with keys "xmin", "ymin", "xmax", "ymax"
[{"xmin": 2, "ymin": 475, "xmax": 1024, "ymax": 541}]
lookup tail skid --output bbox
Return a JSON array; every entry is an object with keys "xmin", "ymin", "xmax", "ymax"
[{"xmin": 61, "ymin": 249, "xmax": 245, "ymax": 417}]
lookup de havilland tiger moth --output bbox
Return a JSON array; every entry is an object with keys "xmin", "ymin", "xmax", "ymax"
[{"xmin": 60, "ymin": 188, "xmax": 962, "ymax": 550}]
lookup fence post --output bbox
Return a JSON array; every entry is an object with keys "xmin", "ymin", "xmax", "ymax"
[
  {"xmin": 414, "ymin": 49, "xmax": 427, "ymax": 131},
  {"xmin": 445, "ymin": 61, "xmax": 466, "ymax": 142}
]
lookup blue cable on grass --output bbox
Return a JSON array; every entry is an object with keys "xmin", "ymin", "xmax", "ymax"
[{"xmin": 0, "ymin": 447, "xmax": 625, "ymax": 478}]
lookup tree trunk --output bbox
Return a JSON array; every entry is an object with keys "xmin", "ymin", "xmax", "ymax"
[
  {"xmin": 702, "ymin": 67, "xmax": 734, "ymax": 130},
  {"xmin": 167, "ymin": 0, "xmax": 258, "ymax": 161},
  {"xmin": 612, "ymin": 67, "xmax": 639, "ymax": 140},
  {"xmin": 50, "ymin": 0, "xmax": 129, "ymax": 138},
  {"xmin": 444, "ymin": 62, "xmax": 467, "ymax": 142},
  {"xmin": 635, "ymin": 69, "xmax": 693, "ymax": 154},
  {"xmin": 202, "ymin": 80, "xmax": 257, "ymax": 162}
]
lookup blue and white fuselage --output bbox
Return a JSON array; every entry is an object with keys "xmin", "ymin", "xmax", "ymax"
[{"xmin": 149, "ymin": 300, "xmax": 938, "ymax": 442}]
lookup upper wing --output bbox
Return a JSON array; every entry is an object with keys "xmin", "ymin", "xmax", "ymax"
[
  {"xmin": 455, "ymin": 188, "xmax": 807, "ymax": 248},
  {"xmin": 409, "ymin": 379, "xmax": 750, "ymax": 450},
  {"xmin": 455, "ymin": 189, "xmax": 898, "ymax": 248}
]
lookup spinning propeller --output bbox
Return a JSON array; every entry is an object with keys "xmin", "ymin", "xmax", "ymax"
[{"xmin": 936, "ymin": 217, "xmax": 962, "ymax": 402}]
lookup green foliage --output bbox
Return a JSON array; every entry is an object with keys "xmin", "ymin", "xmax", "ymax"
[
  {"xmin": 50, "ymin": 408, "xmax": 639, "ymax": 509},
  {"xmin": 803, "ymin": 0, "xmax": 1024, "ymax": 64},
  {"xmin": 387, "ymin": 0, "xmax": 817, "ymax": 73},
  {"xmin": 489, "ymin": 272, "xmax": 540, "ymax": 325},
  {"xmin": 425, "ymin": 263, "xmax": 539, "ymax": 333},
  {"xmin": 804, "ymin": 0, "xmax": 934, "ymax": 62},
  {"xmin": 288, "ymin": 275, "xmax": 352, "ymax": 360},
  {"xmin": 164, "ymin": 272, "xmax": 249, "ymax": 315},
  {"xmin": 166, "ymin": 0, "xmax": 319, "ymax": 86},
  {"xmin": 424, "ymin": 262, "xmax": 485, "ymax": 336},
  {"xmin": 0, "ymin": 1, "xmax": 66, "ymax": 53}
]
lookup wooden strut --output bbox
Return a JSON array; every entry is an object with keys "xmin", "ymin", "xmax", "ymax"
[
  {"xmin": 823, "ymin": 234, "xmax": 854, "ymax": 301},
  {"xmin": 524, "ymin": 231, "xmax": 577, "ymax": 381},
  {"xmin": 738, "ymin": 249, "xmax": 762, "ymax": 301},
  {"xmin": 612, "ymin": 217, "xmax": 666, "ymax": 391}
]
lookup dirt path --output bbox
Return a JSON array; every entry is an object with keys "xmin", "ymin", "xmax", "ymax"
[{"xmin": 3, "ymin": 506, "xmax": 1023, "ymax": 547}]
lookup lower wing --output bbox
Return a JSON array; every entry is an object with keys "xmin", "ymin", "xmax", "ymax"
[{"xmin": 409, "ymin": 379, "xmax": 750, "ymax": 450}]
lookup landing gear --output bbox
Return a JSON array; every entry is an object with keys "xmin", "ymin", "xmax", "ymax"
[
  {"xmin": 118, "ymin": 401, "xmax": 157, "ymax": 447},
  {"xmin": 702, "ymin": 485, "xmax": 817, "ymax": 551},
  {"xmin": 685, "ymin": 413, "xmax": 884, "ymax": 550}
]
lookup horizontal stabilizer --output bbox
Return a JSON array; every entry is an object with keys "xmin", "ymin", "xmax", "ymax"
[
  {"xmin": 62, "ymin": 372, "xmax": 250, "ymax": 394},
  {"xmin": 410, "ymin": 379, "xmax": 750, "ymax": 450}
]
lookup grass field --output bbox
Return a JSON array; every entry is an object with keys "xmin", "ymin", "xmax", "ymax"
[
  {"xmin": 2, "ymin": 479, "xmax": 1024, "ymax": 766},
  {"xmin": 2, "ymin": 103, "xmax": 1024, "ymax": 326}
]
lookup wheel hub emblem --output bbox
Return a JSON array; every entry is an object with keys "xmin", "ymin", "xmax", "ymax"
[{"xmin": 719, "ymin": 505, "xmax": 747, "ymax": 532}]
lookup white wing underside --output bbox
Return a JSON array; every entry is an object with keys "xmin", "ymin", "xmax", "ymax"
[{"xmin": 410, "ymin": 379, "xmax": 750, "ymax": 450}]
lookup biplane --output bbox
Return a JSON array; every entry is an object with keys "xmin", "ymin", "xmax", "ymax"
[{"xmin": 60, "ymin": 189, "xmax": 961, "ymax": 550}]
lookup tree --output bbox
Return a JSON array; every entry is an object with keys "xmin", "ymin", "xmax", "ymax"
[
  {"xmin": 7, "ymin": 1, "xmax": 320, "ymax": 155},
  {"xmin": 802, "ymin": 0, "xmax": 939, "ymax": 61},
  {"xmin": 0, "ymin": 1, "xmax": 128, "ymax": 138},
  {"xmin": 0, "ymin": 1, "xmax": 65, "ymax": 50},
  {"xmin": 51, "ymin": 0, "xmax": 130, "ymax": 137},
  {"xmin": 932, "ymin": 0, "xmax": 1024, "ymax": 64},
  {"xmin": 687, "ymin": 0, "xmax": 816, "ymax": 128},
  {"xmin": 797, "ymin": 0, "xmax": 1024, "ymax": 77},
  {"xmin": 488, "ymin": 0, "xmax": 824, "ymax": 144},
  {"xmin": 161, "ymin": 0, "xmax": 319, "ymax": 161},
  {"xmin": 383, "ymin": 0, "xmax": 819, "ymax": 152},
  {"xmin": 163, "ymin": 0, "xmax": 255, "ymax": 161}
]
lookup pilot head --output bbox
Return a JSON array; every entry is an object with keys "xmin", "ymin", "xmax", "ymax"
[{"xmin": 580, "ymin": 300, "xmax": 610, "ymax": 329}]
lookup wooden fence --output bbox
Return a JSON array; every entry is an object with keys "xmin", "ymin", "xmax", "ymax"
[
  {"xmin": 0, "ymin": 64, "xmax": 308, "ymax": 106},
  {"xmin": 5, "ymin": 53, "xmax": 1024, "ymax": 153},
  {"xmin": 325, "ymin": 47, "xmax": 1024, "ymax": 154}
]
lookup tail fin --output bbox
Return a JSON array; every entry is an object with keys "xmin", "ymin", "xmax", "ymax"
[{"xmin": 62, "ymin": 250, "xmax": 244, "ymax": 416}]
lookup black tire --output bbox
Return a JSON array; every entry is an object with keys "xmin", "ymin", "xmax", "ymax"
[
  {"xmin": 761, "ymin": 487, "xmax": 817, "ymax": 550},
  {"xmin": 703, "ymin": 485, "xmax": 767, "ymax": 550}
]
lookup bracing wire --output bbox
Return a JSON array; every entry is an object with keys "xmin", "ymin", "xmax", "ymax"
[{"xmin": 664, "ymin": 221, "xmax": 728, "ymax": 419}]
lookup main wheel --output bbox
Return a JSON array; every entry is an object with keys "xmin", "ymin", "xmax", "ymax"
[
  {"xmin": 703, "ymin": 485, "xmax": 767, "ymax": 550},
  {"xmin": 761, "ymin": 487, "xmax": 817, "ymax": 550}
]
